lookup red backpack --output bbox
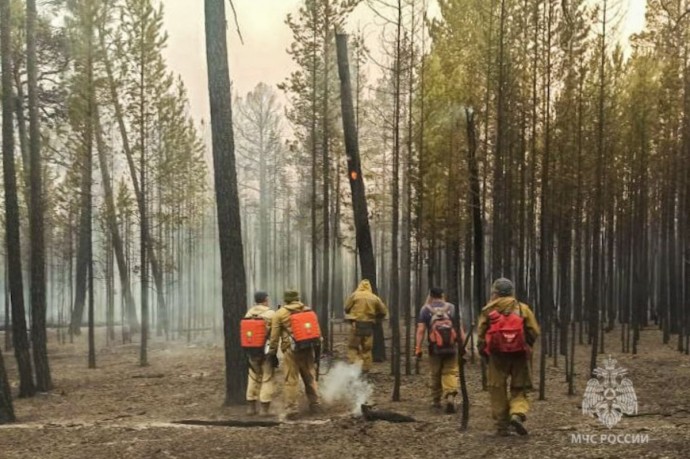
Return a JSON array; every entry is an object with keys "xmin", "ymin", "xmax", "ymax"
[
  {"xmin": 486, "ymin": 303, "xmax": 529, "ymax": 354},
  {"xmin": 240, "ymin": 318, "xmax": 268, "ymax": 356},
  {"xmin": 426, "ymin": 303, "xmax": 457, "ymax": 355},
  {"xmin": 289, "ymin": 309, "xmax": 321, "ymax": 350}
]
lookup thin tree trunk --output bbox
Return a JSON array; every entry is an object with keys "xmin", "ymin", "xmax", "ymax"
[
  {"xmin": 27, "ymin": 0, "xmax": 52, "ymax": 390},
  {"xmin": 94, "ymin": 106, "xmax": 139, "ymax": 332},
  {"xmin": 99, "ymin": 26, "xmax": 168, "ymax": 336},
  {"xmin": 321, "ymin": 5, "xmax": 331, "ymax": 350},
  {"xmin": 466, "ymin": 109, "xmax": 485, "ymax": 390},
  {"xmin": 538, "ymin": 0, "xmax": 554, "ymax": 401},
  {"xmin": 590, "ymin": 0, "xmax": 608, "ymax": 374},
  {"xmin": 85, "ymin": 2, "xmax": 96, "ymax": 370}
]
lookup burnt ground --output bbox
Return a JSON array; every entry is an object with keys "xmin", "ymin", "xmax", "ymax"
[{"xmin": 1, "ymin": 325, "xmax": 689, "ymax": 459}]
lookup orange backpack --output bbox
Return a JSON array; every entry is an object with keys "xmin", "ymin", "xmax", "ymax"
[
  {"xmin": 240, "ymin": 318, "xmax": 268, "ymax": 355},
  {"xmin": 289, "ymin": 309, "xmax": 321, "ymax": 350}
]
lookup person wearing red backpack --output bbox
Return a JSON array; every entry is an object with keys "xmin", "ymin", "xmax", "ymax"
[
  {"xmin": 267, "ymin": 289, "xmax": 322, "ymax": 420},
  {"xmin": 477, "ymin": 278, "xmax": 540, "ymax": 436},
  {"xmin": 415, "ymin": 287, "xmax": 466, "ymax": 414},
  {"xmin": 242, "ymin": 291, "xmax": 276, "ymax": 416}
]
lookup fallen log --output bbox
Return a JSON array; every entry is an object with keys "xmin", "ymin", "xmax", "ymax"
[
  {"xmin": 360, "ymin": 404, "xmax": 416, "ymax": 423},
  {"xmin": 131, "ymin": 374, "xmax": 165, "ymax": 379},
  {"xmin": 172, "ymin": 419, "xmax": 281, "ymax": 428}
]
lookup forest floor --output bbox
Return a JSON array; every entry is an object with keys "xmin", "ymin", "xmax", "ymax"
[{"xmin": 1, "ymin": 325, "xmax": 689, "ymax": 459}]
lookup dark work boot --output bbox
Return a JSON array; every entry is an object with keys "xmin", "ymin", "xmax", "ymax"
[
  {"xmin": 246, "ymin": 400, "xmax": 257, "ymax": 416},
  {"xmin": 260, "ymin": 402, "xmax": 271, "ymax": 416},
  {"xmin": 510, "ymin": 413, "xmax": 528, "ymax": 436}
]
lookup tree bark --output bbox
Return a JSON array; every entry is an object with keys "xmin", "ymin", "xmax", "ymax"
[
  {"xmin": 205, "ymin": 0, "xmax": 249, "ymax": 405},
  {"xmin": 336, "ymin": 33, "xmax": 384, "ymax": 361},
  {"xmin": 1, "ymin": 0, "xmax": 35, "ymax": 398},
  {"xmin": 390, "ymin": 0, "xmax": 403, "ymax": 402},
  {"xmin": 4, "ymin": 253, "xmax": 10, "ymax": 351},
  {"xmin": 0, "ymin": 348, "xmax": 14, "ymax": 423},
  {"xmin": 27, "ymin": 0, "xmax": 52, "ymax": 391},
  {"xmin": 321, "ymin": 5, "xmax": 331, "ymax": 351}
]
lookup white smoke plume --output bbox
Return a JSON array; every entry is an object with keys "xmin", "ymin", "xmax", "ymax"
[{"xmin": 320, "ymin": 362, "xmax": 372, "ymax": 415}]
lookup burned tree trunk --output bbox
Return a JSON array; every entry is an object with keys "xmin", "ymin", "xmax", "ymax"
[
  {"xmin": 0, "ymin": 349, "xmax": 14, "ymax": 423},
  {"xmin": 336, "ymin": 33, "xmax": 384, "ymax": 361},
  {"xmin": 1, "ymin": 0, "xmax": 35, "ymax": 398},
  {"xmin": 27, "ymin": 0, "xmax": 52, "ymax": 391},
  {"xmin": 466, "ymin": 108, "xmax": 485, "ymax": 391},
  {"xmin": 205, "ymin": 0, "xmax": 249, "ymax": 404}
]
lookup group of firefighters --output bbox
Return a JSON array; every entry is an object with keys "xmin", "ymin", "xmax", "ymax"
[{"xmin": 241, "ymin": 277, "xmax": 540, "ymax": 436}]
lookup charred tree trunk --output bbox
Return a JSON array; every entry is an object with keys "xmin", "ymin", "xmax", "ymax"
[
  {"xmin": 4, "ymin": 253, "xmax": 10, "ymax": 351},
  {"xmin": 205, "ymin": 0, "xmax": 249, "ymax": 404},
  {"xmin": 1, "ymin": 0, "xmax": 35, "ymax": 398},
  {"xmin": 590, "ymin": 0, "xmax": 608, "ymax": 375},
  {"xmin": 27, "ymin": 0, "xmax": 52, "ymax": 391},
  {"xmin": 466, "ymin": 109, "xmax": 485, "ymax": 390},
  {"xmin": 85, "ymin": 3, "xmax": 96, "ymax": 370},
  {"xmin": 0, "ymin": 348, "xmax": 14, "ymax": 423},
  {"xmin": 538, "ymin": 0, "xmax": 554, "ymax": 401},
  {"xmin": 336, "ymin": 33, "xmax": 384, "ymax": 363},
  {"xmin": 320, "ymin": 7, "xmax": 331, "ymax": 351}
]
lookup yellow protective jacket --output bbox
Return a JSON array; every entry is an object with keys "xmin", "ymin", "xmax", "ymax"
[
  {"xmin": 344, "ymin": 280, "xmax": 388, "ymax": 323},
  {"xmin": 268, "ymin": 301, "xmax": 307, "ymax": 354},
  {"xmin": 477, "ymin": 297, "xmax": 540, "ymax": 352}
]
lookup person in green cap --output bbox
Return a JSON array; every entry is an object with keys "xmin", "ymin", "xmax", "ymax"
[
  {"xmin": 267, "ymin": 289, "xmax": 321, "ymax": 420},
  {"xmin": 477, "ymin": 278, "xmax": 540, "ymax": 436}
]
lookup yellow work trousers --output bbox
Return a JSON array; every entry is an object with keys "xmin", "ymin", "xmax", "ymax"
[
  {"xmin": 246, "ymin": 356, "xmax": 274, "ymax": 403},
  {"xmin": 487, "ymin": 353, "xmax": 532, "ymax": 428},
  {"xmin": 347, "ymin": 327, "xmax": 374, "ymax": 372},
  {"xmin": 282, "ymin": 348, "xmax": 320, "ymax": 414},
  {"xmin": 428, "ymin": 353, "xmax": 458, "ymax": 403}
]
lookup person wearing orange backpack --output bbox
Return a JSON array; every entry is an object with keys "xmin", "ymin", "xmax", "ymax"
[
  {"xmin": 242, "ymin": 291, "xmax": 276, "ymax": 416},
  {"xmin": 477, "ymin": 278, "xmax": 540, "ymax": 436},
  {"xmin": 415, "ymin": 287, "xmax": 466, "ymax": 414},
  {"xmin": 267, "ymin": 289, "xmax": 322, "ymax": 420}
]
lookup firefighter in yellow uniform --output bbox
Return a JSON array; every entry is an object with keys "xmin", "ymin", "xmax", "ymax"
[
  {"xmin": 344, "ymin": 280, "xmax": 388, "ymax": 373},
  {"xmin": 477, "ymin": 278, "xmax": 540, "ymax": 436},
  {"xmin": 244, "ymin": 291, "xmax": 275, "ymax": 416},
  {"xmin": 267, "ymin": 289, "xmax": 321, "ymax": 420}
]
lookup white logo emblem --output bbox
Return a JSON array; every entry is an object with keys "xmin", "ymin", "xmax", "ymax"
[{"xmin": 582, "ymin": 356, "xmax": 638, "ymax": 428}]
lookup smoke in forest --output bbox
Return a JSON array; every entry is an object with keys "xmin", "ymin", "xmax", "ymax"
[{"xmin": 320, "ymin": 361, "xmax": 372, "ymax": 415}]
